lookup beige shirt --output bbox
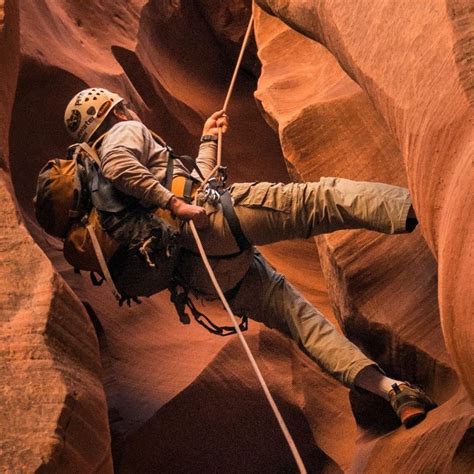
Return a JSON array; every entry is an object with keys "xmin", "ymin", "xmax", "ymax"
[
  {"xmin": 99, "ymin": 120, "xmax": 217, "ymax": 208},
  {"xmin": 98, "ymin": 119, "xmax": 253, "ymax": 297}
]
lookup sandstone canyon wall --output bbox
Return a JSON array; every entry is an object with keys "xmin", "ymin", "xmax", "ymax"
[
  {"xmin": 1, "ymin": 0, "xmax": 473, "ymax": 472},
  {"xmin": 0, "ymin": 0, "xmax": 112, "ymax": 472},
  {"xmin": 255, "ymin": 0, "xmax": 474, "ymax": 402}
]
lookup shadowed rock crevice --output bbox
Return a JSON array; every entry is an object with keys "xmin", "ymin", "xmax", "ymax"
[
  {"xmin": 111, "ymin": 44, "xmax": 198, "ymax": 154},
  {"xmin": 447, "ymin": 0, "xmax": 474, "ymax": 104},
  {"xmin": 9, "ymin": 59, "xmax": 87, "ymax": 211},
  {"xmin": 344, "ymin": 315, "xmax": 457, "ymax": 401},
  {"xmin": 452, "ymin": 427, "xmax": 474, "ymax": 472},
  {"xmin": 119, "ymin": 333, "xmax": 342, "ymax": 473}
]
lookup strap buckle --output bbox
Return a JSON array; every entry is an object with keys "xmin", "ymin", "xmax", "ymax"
[
  {"xmin": 199, "ymin": 166, "xmax": 227, "ymax": 204},
  {"xmin": 200, "ymin": 178, "xmax": 221, "ymax": 206}
]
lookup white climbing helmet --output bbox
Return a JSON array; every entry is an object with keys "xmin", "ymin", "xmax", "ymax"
[{"xmin": 64, "ymin": 87, "xmax": 124, "ymax": 142}]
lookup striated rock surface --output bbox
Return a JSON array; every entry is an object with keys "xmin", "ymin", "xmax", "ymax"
[
  {"xmin": 0, "ymin": 1, "xmax": 110, "ymax": 472},
  {"xmin": 0, "ymin": 178, "xmax": 113, "ymax": 472},
  {"xmin": 1, "ymin": 3, "xmax": 112, "ymax": 471},
  {"xmin": 253, "ymin": 3, "xmax": 473, "ymax": 472},
  {"xmin": 1, "ymin": 0, "xmax": 473, "ymax": 472},
  {"xmin": 255, "ymin": 0, "xmax": 474, "ymax": 403}
]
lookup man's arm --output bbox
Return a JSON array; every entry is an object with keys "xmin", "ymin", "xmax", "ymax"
[
  {"xmin": 100, "ymin": 121, "xmax": 175, "ymax": 208},
  {"xmin": 195, "ymin": 110, "xmax": 229, "ymax": 178},
  {"xmin": 100, "ymin": 120, "xmax": 209, "ymax": 228},
  {"xmin": 169, "ymin": 110, "xmax": 229, "ymax": 228}
]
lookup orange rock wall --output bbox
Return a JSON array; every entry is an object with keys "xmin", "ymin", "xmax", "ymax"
[
  {"xmin": 0, "ymin": 1, "xmax": 112, "ymax": 470},
  {"xmin": 1, "ymin": 0, "xmax": 473, "ymax": 471},
  {"xmin": 252, "ymin": 5, "xmax": 473, "ymax": 471},
  {"xmin": 255, "ymin": 0, "xmax": 474, "ymax": 404}
]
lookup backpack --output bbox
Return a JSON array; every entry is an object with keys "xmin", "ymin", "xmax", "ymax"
[
  {"xmin": 34, "ymin": 144, "xmax": 91, "ymax": 239},
  {"xmin": 34, "ymin": 141, "xmax": 125, "ymax": 288},
  {"xmin": 33, "ymin": 136, "xmax": 190, "ymax": 300}
]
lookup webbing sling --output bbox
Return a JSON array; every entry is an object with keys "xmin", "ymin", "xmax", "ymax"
[
  {"xmin": 169, "ymin": 279, "xmax": 248, "ymax": 336},
  {"xmin": 220, "ymin": 190, "xmax": 251, "ymax": 251},
  {"xmin": 86, "ymin": 223, "xmax": 121, "ymax": 301}
]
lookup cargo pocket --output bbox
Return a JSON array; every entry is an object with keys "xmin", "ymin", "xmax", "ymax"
[{"xmin": 230, "ymin": 182, "xmax": 292, "ymax": 213}]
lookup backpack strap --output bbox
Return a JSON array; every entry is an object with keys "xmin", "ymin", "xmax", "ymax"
[
  {"xmin": 149, "ymin": 129, "xmax": 206, "ymax": 189},
  {"xmin": 86, "ymin": 223, "xmax": 121, "ymax": 302},
  {"xmin": 165, "ymin": 149, "xmax": 174, "ymax": 191},
  {"xmin": 171, "ymin": 175, "xmax": 198, "ymax": 203},
  {"xmin": 77, "ymin": 142, "xmax": 101, "ymax": 167},
  {"xmin": 72, "ymin": 132, "xmax": 109, "ymax": 167}
]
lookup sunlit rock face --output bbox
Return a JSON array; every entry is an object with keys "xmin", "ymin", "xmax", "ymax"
[
  {"xmin": 254, "ymin": 1, "xmax": 473, "ymax": 471},
  {"xmin": 254, "ymin": 0, "xmax": 474, "ymax": 402},
  {"xmin": 1, "ymin": 0, "xmax": 473, "ymax": 472}
]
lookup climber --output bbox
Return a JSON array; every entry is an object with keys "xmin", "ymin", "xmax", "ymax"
[{"xmin": 63, "ymin": 87, "xmax": 436, "ymax": 428}]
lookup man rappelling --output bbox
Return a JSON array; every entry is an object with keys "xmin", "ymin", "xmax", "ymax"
[{"xmin": 49, "ymin": 86, "xmax": 436, "ymax": 432}]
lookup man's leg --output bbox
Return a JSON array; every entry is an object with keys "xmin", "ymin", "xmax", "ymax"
[
  {"xmin": 230, "ymin": 251, "xmax": 383, "ymax": 387},
  {"xmin": 230, "ymin": 252, "xmax": 435, "ymax": 427},
  {"xmin": 232, "ymin": 177, "xmax": 415, "ymax": 246},
  {"xmin": 181, "ymin": 177, "xmax": 414, "ymax": 255}
]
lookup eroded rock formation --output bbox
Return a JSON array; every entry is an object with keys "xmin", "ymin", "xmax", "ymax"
[
  {"xmin": 252, "ymin": 5, "xmax": 473, "ymax": 471},
  {"xmin": 1, "ymin": 0, "xmax": 473, "ymax": 472},
  {"xmin": 255, "ymin": 0, "xmax": 474, "ymax": 403},
  {"xmin": 0, "ymin": 1, "xmax": 112, "ymax": 471}
]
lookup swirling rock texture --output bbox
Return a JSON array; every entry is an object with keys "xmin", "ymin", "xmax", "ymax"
[
  {"xmin": 1, "ymin": 0, "xmax": 473, "ymax": 472},
  {"xmin": 253, "ymin": 0, "xmax": 474, "ymax": 471}
]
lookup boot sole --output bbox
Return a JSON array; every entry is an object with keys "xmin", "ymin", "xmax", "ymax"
[{"xmin": 400, "ymin": 405, "xmax": 427, "ymax": 428}]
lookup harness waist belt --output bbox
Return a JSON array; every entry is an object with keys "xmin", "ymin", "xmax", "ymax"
[{"xmin": 172, "ymin": 177, "xmax": 251, "ymax": 252}]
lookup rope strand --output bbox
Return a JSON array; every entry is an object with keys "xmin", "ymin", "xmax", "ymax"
[
  {"xmin": 190, "ymin": 11, "xmax": 307, "ymax": 473},
  {"xmin": 200, "ymin": 14, "xmax": 254, "ymax": 189},
  {"xmin": 189, "ymin": 222, "xmax": 307, "ymax": 474}
]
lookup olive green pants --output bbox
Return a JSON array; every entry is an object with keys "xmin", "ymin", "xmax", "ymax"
[
  {"xmin": 230, "ymin": 250, "xmax": 378, "ymax": 387},
  {"xmin": 180, "ymin": 177, "xmax": 413, "ymax": 386},
  {"xmin": 182, "ymin": 177, "xmax": 412, "ymax": 256}
]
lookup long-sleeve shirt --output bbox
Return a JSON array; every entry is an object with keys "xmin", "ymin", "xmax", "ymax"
[
  {"xmin": 98, "ymin": 120, "xmax": 217, "ymax": 208},
  {"xmin": 97, "ymin": 118, "xmax": 253, "ymax": 298}
]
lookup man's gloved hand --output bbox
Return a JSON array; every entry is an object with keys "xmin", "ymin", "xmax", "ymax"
[
  {"xmin": 202, "ymin": 110, "xmax": 229, "ymax": 137},
  {"xmin": 167, "ymin": 196, "xmax": 208, "ymax": 229}
]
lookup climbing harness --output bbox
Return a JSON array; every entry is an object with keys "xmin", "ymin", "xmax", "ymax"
[{"xmin": 188, "ymin": 13, "xmax": 307, "ymax": 474}]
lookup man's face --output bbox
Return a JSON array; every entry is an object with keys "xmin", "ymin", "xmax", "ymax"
[
  {"xmin": 114, "ymin": 102, "xmax": 142, "ymax": 123},
  {"xmin": 125, "ymin": 105, "xmax": 142, "ymax": 122}
]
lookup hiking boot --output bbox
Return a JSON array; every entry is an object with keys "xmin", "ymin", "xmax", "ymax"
[{"xmin": 388, "ymin": 383, "xmax": 437, "ymax": 428}]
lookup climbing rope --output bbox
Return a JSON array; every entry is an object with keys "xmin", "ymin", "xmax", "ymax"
[
  {"xmin": 190, "ymin": 12, "xmax": 307, "ymax": 474},
  {"xmin": 199, "ymin": 10, "xmax": 256, "ymax": 190}
]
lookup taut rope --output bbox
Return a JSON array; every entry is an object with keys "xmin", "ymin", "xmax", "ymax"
[{"xmin": 190, "ymin": 11, "xmax": 307, "ymax": 474}]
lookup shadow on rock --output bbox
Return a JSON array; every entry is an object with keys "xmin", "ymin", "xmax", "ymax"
[{"xmin": 118, "ymin": 335, "xmax": 340, "ymax": 473}]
